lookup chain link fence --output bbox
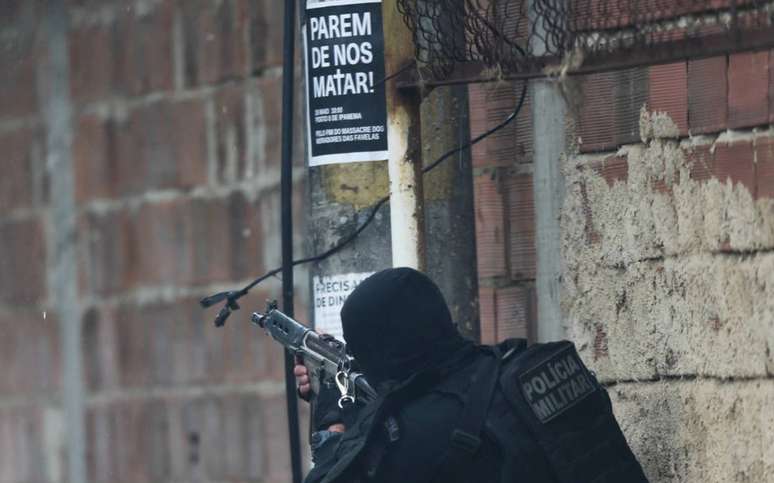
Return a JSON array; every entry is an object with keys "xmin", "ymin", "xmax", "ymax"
[{"xmin": 397, "ymin": 0, "xmax": 774, "ymax": 81}]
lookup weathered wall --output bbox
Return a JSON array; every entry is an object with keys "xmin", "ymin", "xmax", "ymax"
[
  {"xmin": 563, "ymin": 55, "xmax": 774, "ymax": 482},
  {"xmin": 0, "ymin": 1, "xmax": 308, "ymax": 482}
]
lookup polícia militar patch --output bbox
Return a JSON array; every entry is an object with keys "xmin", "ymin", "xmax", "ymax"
[{"xmin": 518, "ymin": 345, "xmax": 598, "ymax": 423}]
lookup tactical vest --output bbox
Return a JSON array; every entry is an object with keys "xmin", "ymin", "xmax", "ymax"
[
  {"xmin": 309, "ymin": 340, "xmax": 649, "ymax": 483},
  {"xmin": 439, "ymin": 339, "xmax": 649, "ymax": 483}
]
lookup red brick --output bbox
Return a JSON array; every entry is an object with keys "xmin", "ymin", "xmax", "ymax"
[
  {"xmin": 247, "ymin": 0, "xmax": 284, "ymax": 70},
  {"xmin": 578, "ymin": 71, "xmax": 617, "ymax": 152},
  {"xmin": 728, "ymin": 52, "xmax": 769, "ymax": 129},
  {"xmin": 713, "ymin": 140, "xmax": 755, "ymax": 194},
  {"xmin": 132, "ymin": 200, "xmax": 197, "ymax": 286},
  {"xmin": 593, "ymin": 155, "xmax": 629, "ymax": 187},
  {"xmin": 473, "ymin": 170, "xmax": 507, "ymax": 278},
  {"xmin": 210, "ymin": 302, "xmax": 284, "ymax": 384},
  {"xmin": 69, "ymin": 23, "xmax": 115, "ymax": 103},
  {"xmin": 87, "ymin": 400, "xmax": 170, "ymax": 483},
  {"xmin": 0, "ymin": 127, "xmax": 40, "ymax": 211},
  {"xmin": 0, "ymin": 218, "xmax": 46, "ymax": 304},
  {"xmin": 0, "ymin": 310, "xmax": 60, "ymax": 395},
  {"xmin": 153, "ymin": 99, "xmax": 209, "ymax": 189},
  {"xmin": 756, "ymin": 136, "xmax": 774, "ymax": 199},
  {"xmin": 109, "ymin": 293, "xmax": 273, "ymax": 389},
  {"xmin": 190, "ymin": 194, "xmax": 263, "ymax": 285},
  {"xmin": 114, "ymin": 2, "xmax": 175, "ymax": 97},
  {"xmin": 688, "ymin": 57, "xmax": 727, "ymax": 134},
  {"xmin": 70, "ymin": 3, "xmax": 174, "ymax": 102},
  {"xmin": 180, "ymin": 0, "xmax": 249, "ymax": 87},
  {"xmin": 114, "ymin": 304, "xmax": 153, "ymax": 388},
  {"xmin": 686, "ymin": 144, "xmax": 715, "ymax": 182},
  {"xmin": 0, "ymin": 37, "xmax": 38, "ymax": 118},
  {"xmin": 179, "ymin": 396, "xmax": 230, "ymax": 478},
  {"xmin": 189, "ymin": 198, "xmax": 236, "ymax": 285},
  {"xmin": 0, "ymin": 407, "xmax": 48, "ymax": 482},
  {"xmin": 82, "ymin": 306, "xmax": 119, "ymax": 391},
  {"xmin": 85, "ymin": 404, "xmax": 113, "ymax": 483},
  {"xmin": 73, "ymin": 115, "xmax": 114, "ymax": 203},
  {"xmin": 572, "ymin": 1, "xmax": 748, "ymax": 32},
  {"xmin": 113, "ymin": 99, "xmax": 208, "ymax": 196},
  {"xmin": 213, "ymin": 85, "xmax": 248, "ymax": 183},
  {"xmin": 79, "ymin": 209, "xmax": 135, "ymax": 295},
  {"xmin": 261, "ymin": 394, "xmax": 292, "ymax": 481},
  {"xmin": 577, "ymin": 68, "xmax": 647, "ymax": 150},
  {"xmin": 494, "ymin": 284, "xmax": 532, "ymax": 341},
  {"xmin": 224, "ymin": 191, "xmax": 265, "ymax": 281},
  {"xmin": 478, "ymin": 286, "xmax": 496, "ymax": 345},
  {"xmin": 81, "ymin": 195, "xmax": 265, "ymax": 293},
  {"xmin": 250, "ymin": 76, "xmax": 284, "ymax": 174},
  {"xmin": 513, "ymin": 81, "xmax": 533, "ymax": 163},
  {"xmin": 147, "ymin": 302, "xmax": 199, "ymax": 387},
  {"xmin": 237, "ymin": 394, "xmax": 268, "ymax": 479},
  {"xmin": 107, "ymin": 291, "xmax": 278, "ymax": 390},
  {"xmin": 571, "ymin": 0, "xmax": 629, "ymax": 30},
  {"xmin": 211, "ymin": 290, "xmax": 288, "ymax": 383},
  {"xmin": 171, "ymin": 395, "xmax": 267, "ymax": 480},
  {"xmin": 613, "ymin": 0, "xmax": 744, "ymax": 28},
  {"xmin": 505, "ymin": 173, "xmax": 535, "ymax": 281},
  {"xmin": 593, "ymin": 322, "xmax": 609, "ymax": 361},
  {"xmin": 648, "ymin": 62, "xmax": 688, "ymax": 135},
  {"xmin": 652, "ymin": 176, "xmax": 677, "ymax": 195},
  {"xmin": 614, "ymin": 68, "xmax": 648, "ymax": 146},
  {"xmin": 468, "ymin": 83, "xmax": 523, "ymax": 167}
]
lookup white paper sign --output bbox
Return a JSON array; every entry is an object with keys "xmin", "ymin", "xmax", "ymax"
[
  {"xmin": 304, "ymin": 0, "xmax": 388, "ymax": 166},
  {"xmin": 313, "ymin": 272, "xmax": 374, "ymax": 340}
]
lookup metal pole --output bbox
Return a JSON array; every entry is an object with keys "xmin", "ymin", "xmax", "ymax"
[
  {"xmin": 529, "ymin": 0, "xmax": 566, "ymax": 342},
  {"xmin": 280, "ymin": 0, "xmax": 303, "ymax": 481}
]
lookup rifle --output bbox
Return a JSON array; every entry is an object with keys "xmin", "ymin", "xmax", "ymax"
[{"xmin": 251, "ymin": 301, "xmax": 377, "ymax": 407}]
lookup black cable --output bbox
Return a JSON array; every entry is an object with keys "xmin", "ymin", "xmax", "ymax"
[
  {"xmin": 373, "ymin": 62, "xmax": 414, "ymax": 88},
  {"xmin": 422, "ymin": 82, "xmax": 528, "ymax": 174},
  {"xmin": 201, "ymin": 81, "xmax": 529, "ymax": 324}
]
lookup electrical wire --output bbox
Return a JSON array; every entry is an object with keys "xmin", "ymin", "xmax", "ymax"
[{"xmin": 201, "ymin": 81, "xmax": 530, "ymax": 324}]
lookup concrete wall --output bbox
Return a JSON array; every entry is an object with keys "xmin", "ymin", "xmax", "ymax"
[
  {"xmin": 562, "ymin": 55, "xmax": 774, "ymax": 482},
  {"xmin": 0, "ymin": 1, "xmax": 308, "ymax": 482}
]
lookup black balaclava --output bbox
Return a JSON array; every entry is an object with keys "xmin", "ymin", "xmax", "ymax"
[{"xmin": 341, "ymin": 267, "xmax": 470, "ymax": 386}]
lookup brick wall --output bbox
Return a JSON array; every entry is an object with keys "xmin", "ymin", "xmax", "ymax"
[
  {"xmin": 563, "ymin": 53, "xmax": 774, "ymax": 481},
  {"xmin": 469, "ymin": 81, "xmax": 537, "ymax": 343},
  {"xmin": 0, "ymin": 2, "xmax": 308, "ymax": 482}
]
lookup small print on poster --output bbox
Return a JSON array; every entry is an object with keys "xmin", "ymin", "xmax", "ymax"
[
  {"xmin": 304, "ymin": 0, "xmax": 388, "ymax": 166},
  {"xmin": 313, "ymin": 272, "xmax": 375, "ymax": 340}
]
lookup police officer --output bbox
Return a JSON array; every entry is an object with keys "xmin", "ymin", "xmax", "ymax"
[
  {"xmin": 295, "ymin": 267, "xmax": 505, "ymax": 482},
  {"xmin": 294, "ymin": 267, "xmax": 649, "ymax": 483}
]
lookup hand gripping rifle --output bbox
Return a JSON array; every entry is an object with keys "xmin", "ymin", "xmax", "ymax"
[{"xmin": 251, "ymin": 301, "xmax": 377, "ymax": 407}]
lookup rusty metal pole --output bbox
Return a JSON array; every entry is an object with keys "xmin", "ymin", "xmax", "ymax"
[{"xmin": 383, "ymin": 0, "xmax": 426, "ymax": 270}]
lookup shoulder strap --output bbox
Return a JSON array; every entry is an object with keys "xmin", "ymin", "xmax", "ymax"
[{"xmin": 434, "ymin": 348, "xmax": 502, "ymax": 482}]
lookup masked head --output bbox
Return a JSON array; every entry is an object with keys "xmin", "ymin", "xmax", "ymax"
[{"xmin": 341, "ymin": 267, "xmax": 468, "ymax": 385}]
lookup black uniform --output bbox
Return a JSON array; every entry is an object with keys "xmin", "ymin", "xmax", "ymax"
[
  {"xmin": 305, "ymin": 346, "xmax": 507, "ymax": 483},
  {"xmin": 304, "ymin": 268, "xmax": 648, "ymax": 483}
]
